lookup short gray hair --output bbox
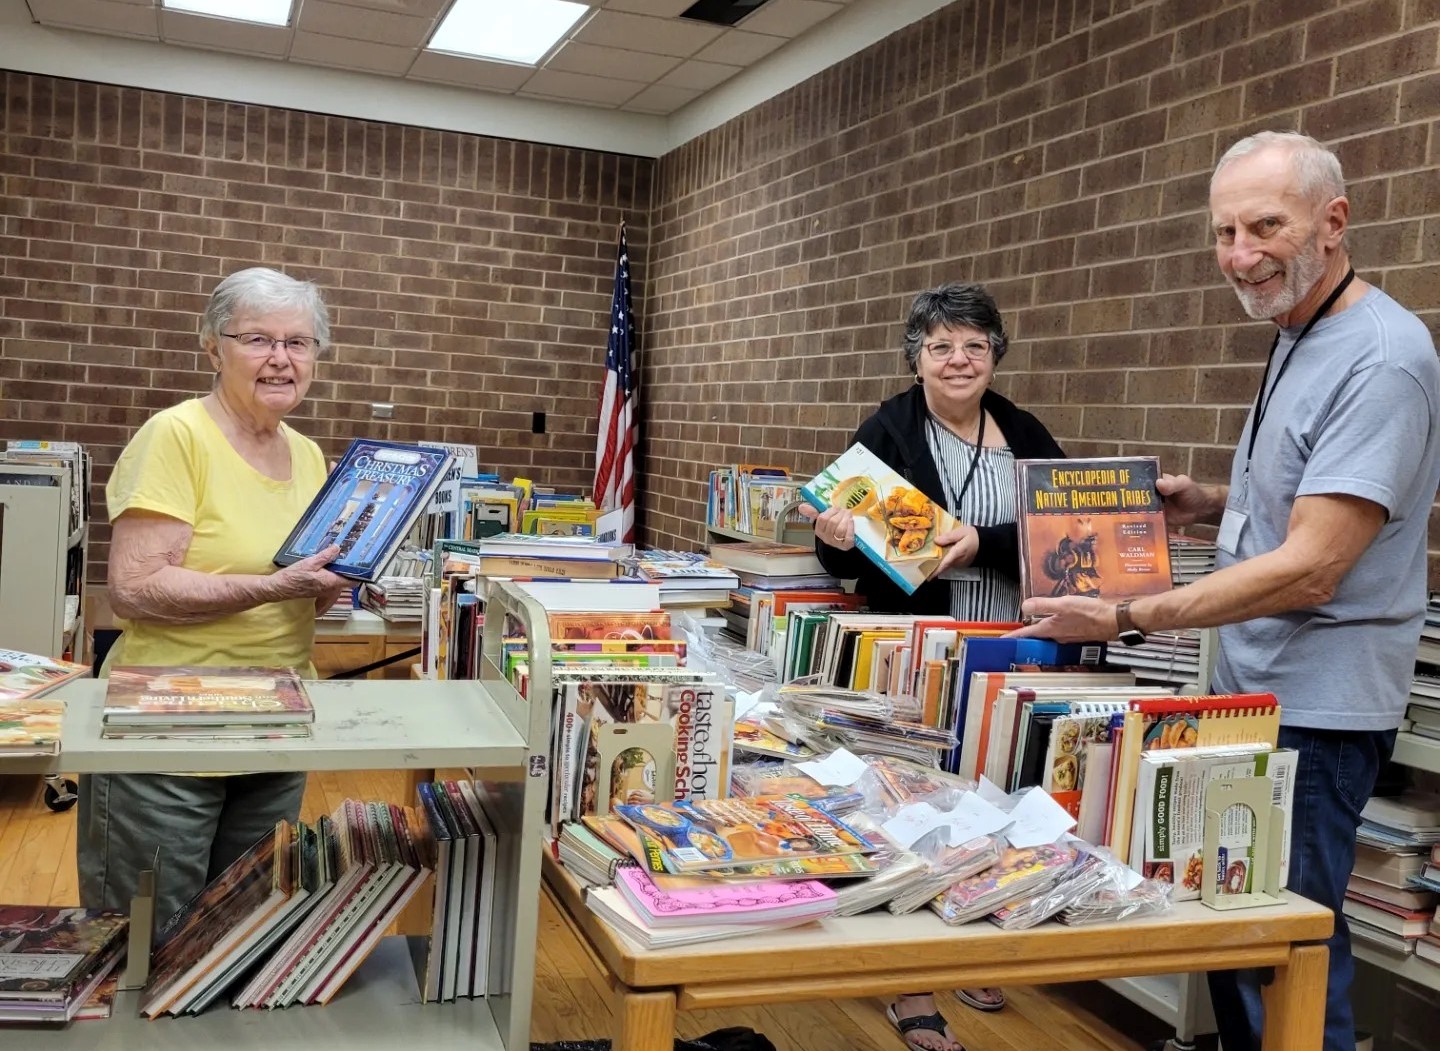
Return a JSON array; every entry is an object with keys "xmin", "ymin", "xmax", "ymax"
[
  {"xmin": 199, "ymin": 267, "xmax": 331, "ymax": 353},
  {"xmin": 902, "ymin": 283, "xmax": 1009, "ymax": 373},
  {"xmin": 1213, "ymin": 131, "xmax": 1346, "ymax": 206}
]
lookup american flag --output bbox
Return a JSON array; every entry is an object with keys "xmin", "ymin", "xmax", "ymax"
[{"xmin": 592, "ymin": 223, "xmax": 637, "ymax": 542}]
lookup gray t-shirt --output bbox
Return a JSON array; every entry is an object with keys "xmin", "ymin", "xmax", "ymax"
[{"xmin": 1213, "ymin": 286, "xmax": 1440, "ymax": 730}]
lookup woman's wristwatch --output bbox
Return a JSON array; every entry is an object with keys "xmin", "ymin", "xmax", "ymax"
[{"xmin": 1113, "ymin": 599, "xmax": 1146, "ymax": 647}]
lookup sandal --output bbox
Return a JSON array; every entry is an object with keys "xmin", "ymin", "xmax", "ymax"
[
  {"xmin": 954, "ymin": 986, "xmax": 1005, "ymax": 1012},
  {"xmin": 886, "ymin": 1002, "xmax": 965, "ymax": 1051}
]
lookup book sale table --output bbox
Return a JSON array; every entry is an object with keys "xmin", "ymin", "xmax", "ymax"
[{"xmin": 542, "ymin": 852, "xmax": 1335, "ymax": 1051}]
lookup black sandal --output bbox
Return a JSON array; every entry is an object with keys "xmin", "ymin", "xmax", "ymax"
[{"xmin": 885, "ymin": 1003, "xmax": 964, "ymax": 1051}]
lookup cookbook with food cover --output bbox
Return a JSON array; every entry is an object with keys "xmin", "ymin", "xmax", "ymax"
[
  {"xmin": 0, "ymin": 649, "xmax": 88, "ymax": 704},
  {"xmin": 801, "ymin": 443, "xmax": 957, "ymax": 595},
  {"xmin": 1015, "ymin": 456, "xmax": 1172, "ymax": 603},
  {"xmin": 102, "ymin": 667, "xmax": 313, "ymax": 726}
]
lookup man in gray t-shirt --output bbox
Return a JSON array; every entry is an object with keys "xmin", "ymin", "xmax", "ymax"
[{"xmin": 1018, "ymin": 132, "xmax": 1440, "ymax": 1051}]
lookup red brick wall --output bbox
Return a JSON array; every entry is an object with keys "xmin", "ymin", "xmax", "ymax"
[
  {"xmin": 0, "ymin": 72, "xmax": 651, "ymax": 579},
  {"xmin": 641, "ymin": 0, "xmax": 1440, "ymax": 583}
]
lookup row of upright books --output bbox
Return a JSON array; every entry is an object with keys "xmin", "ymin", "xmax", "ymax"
[{"xmin": 706, "ymin": 463, "xmax": 807, "ymax": 539}]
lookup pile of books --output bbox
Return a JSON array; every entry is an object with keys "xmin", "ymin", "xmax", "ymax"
[
  {"xmin": 1347, "ymin": 842, "xmax": 1440, "ymax": 961},
  {"xmin": 1406, "ymin": 661, "xmax": 1440, "ymax": 741},
  {"xmin": 705, "ymin": 541, "xmax": 853, "ymax": 655},
  {"xmin": 359, "ymin": 576, "xmax": 426, "ymax": 623},
  {"xmin": 620, "ymin": 549, "xmax": 738, "ymax": 610},
  {"xmin": 0, "ymin": 907, "xmax": 128, "ymax": 1024},
  {"xmin": 100, "ymin": 666, "xmax": 314, "ymax": 741},
  {"xmin": 1105, "ymin": 628, "xmax": 1204, "ymax": 688},
  {"xmin": 316, "ymin": 588, "xmax": 356, "ymax": 622},
  {"xmin": 408, "ymin": 779, "xmax": 499, "ymax": 1003},
  {"xmin": 1418, "ymin": 593, "xmax": 1440, "ymax": 665},
  {"xmin": 0, "ymin": 649, "xmax": 88, "ymax": 757},
  {"xmin": 141, "ymin": 799, "xmax": 431, "ymax": 1016},
  {"xmin": 1168, "ymin": 533, "xmax": 1218, "ymax": 584},
  {"xmin": 1358, "ymin": 791, "xmax": 1440, "ymax": 852}
]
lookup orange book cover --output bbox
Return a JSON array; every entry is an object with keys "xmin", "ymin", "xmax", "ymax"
[
  {"xmin": 546, "ymin": 612, "xmax": 671, "ymax": 642},
  {"xmin": 1016, "ymin": 457, "xmax": 1173, "ymax": 603}
]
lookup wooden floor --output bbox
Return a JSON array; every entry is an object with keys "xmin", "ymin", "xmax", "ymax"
[{"xmin": 0, "ymin": 769, "xmax": 1174, "ymax": 1051}]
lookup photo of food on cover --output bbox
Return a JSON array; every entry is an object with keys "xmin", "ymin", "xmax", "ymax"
[
  {"xmin": 801, "ymin": 443, "xmax": 958, "ymax": 595},
  {"xmin": 1015, "ymin": 456, "xmax": 1173, "ymax": 603}
]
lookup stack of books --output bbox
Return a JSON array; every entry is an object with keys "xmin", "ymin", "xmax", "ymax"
[
  {"xmin": 1105, "ymin": 628, "xmax": 1204, "ymax": 687},
  {"xmin": 0, "ymin": 907, "xmax": 129, "ymax": 1023},
  {"xmin": 1168, "ymin": 533, "xmax": 1217, "ymax": 584},
  {"xmin": 1358, "ymin": 791, "xmax": 1440, "ymax": 852},
  {"xmin": 0, "ymin": 649, "xmax": 88, "ymax": 757},
  {"xmin": 1406, "ymin": 662, "xmax": 1440, "ymax": 741},
  {"xmin": 100, "ymin": 666, "xmax": 315, "ymax": 741},
  {"xmin": 359, "ymin": 576, "xmax": 426, "ymax": 623},
  {"xmin": 142, "ymin": 800, "xmax": 431, "ymax": 1016},
  {"xmin": 1345, "ymin": 851, "xmax": 1437, "ymax": 958},
  {"xmin": 316, "ymin": 588, "xmax": 356, "ymax": 622},
  {"xmin": 1419, "ymin": 594, "xmax": 1440, "ymax": 664},
  {"xmin": 468, "ymin": 533, "xmax": 629, "ymax": 580},
  {"xmin": 621, "ymin": 549, "xmax": 738, "ymax": 610}
]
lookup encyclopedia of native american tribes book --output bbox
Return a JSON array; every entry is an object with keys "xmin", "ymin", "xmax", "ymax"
[
  {"xmin": 1015, "ymin": 456, "xmax": 1173, "ymax": 604},
  {"xmin": 274, "ymin": 439, "xmax": 454, "ymax": 583}
]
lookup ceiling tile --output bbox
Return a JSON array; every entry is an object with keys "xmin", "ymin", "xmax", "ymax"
[
  {"xmin": 296, "ymin": 0, "xmax": 434, "ymax": 46},
  {"xmin": 518, "ymin": 68, "xmax": 647, "ymax": 107},
  {"xmin": 691, "ymin": 28, "xmax": 785, "ymax": 65},
  {"xmin": 574, "ymin": 10, "xmax": 723, "ymax": 58},
  {"xmin": 546, "ymin": 42, "xmax": 681, "ymax": 82},
  {"xmin": 339, "ymin": 0, "xmax": 450, "ymax": 15},
  {"xmin": 27, "ymin": 0, "xmax": 160, "ymax": 38},
  {"xmin": 161, "ymin": 10, "xmax": 291, "ymax": 56},
  {"xmin": 407, "ymin": 51, "xmax": 533, "ymax": 91},
  {"xmin": 738, "ymin": 0, "xmax": 840, "ymax": 38},
  {"xmin": 289, "ymin": 31, "xmax": 418, "ymax": 76},
  {"xmin": 602, "ymin": 0, "xmax": 694, "ymax": 15},
  {"xmin": 621, "ymin": 82, "xmax": 702, "ymax": 115},
  {"xmin": 656, "ymin": 59, "xmax": 741, "ymax": 92}
]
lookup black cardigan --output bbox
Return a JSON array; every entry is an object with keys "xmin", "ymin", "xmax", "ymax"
[{"xmin": 814, "ymin": 384, "xmax": 1065, "ymax": 615}]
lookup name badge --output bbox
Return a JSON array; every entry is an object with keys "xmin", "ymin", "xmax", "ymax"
[{"xmin": 1217, "ymin": 508, "xmax": 1247, "ymax": 556}]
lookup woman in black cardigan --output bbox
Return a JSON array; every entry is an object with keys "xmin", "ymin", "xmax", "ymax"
[{"xmin": 805, "ymin": 284, "xmax": 1065, "ymax": 1051}]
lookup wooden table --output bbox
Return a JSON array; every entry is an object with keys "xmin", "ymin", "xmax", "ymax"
[
  {"xmin": 315, "ymin": 611, "xmax": 421, "ymax": 681},
  {"xmin": 542, "ymin": 853, "xmax": 1334, "ymax": 1051}
]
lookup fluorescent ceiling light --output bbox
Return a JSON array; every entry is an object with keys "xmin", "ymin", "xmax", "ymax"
[
  {"xmin": 162, "ymin": 0, "xmax": 293, "ymax": 26},
  {"xmin": 429, "ymin": 0, "xmax": 587, "ymax": 65}
]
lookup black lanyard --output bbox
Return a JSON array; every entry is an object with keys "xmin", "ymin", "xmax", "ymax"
[
  {"xmin": 930, "ymin": 410, "xmax": 986, "ymax": 515},
  {"xmin": 1245, "ymin": 267, "xmax": 1355, "ymax": 468}
]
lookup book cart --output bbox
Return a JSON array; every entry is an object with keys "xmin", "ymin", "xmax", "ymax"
[
  {"xmin": 5, "ymin": 581, "xmax": 554, "ymax": 1051},
  {"xmin": 542, "ymin": 851, "xmax": 1334, "ymax": 1051}
]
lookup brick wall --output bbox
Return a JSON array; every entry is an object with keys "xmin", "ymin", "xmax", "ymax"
[
  {"xmin": 641, "ymin": 0, "xmax": 1440, "ymax": 584},
  {"xmin": 0, "ymin": 72, "xmax": 651, "ymax": 580}
]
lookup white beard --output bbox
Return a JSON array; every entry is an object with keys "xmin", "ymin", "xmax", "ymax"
[{"xmin": 1230, "ymin": 235, "xmax": 1329, "ymax": 321}]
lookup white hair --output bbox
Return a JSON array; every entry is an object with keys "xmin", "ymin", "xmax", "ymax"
[
  {"xmin": 198, "ymin": 267, "xmax": 331, "ymax": 354},
  {"xmin": 1212, "ymin": 131, "xmax": 1346, "ymax": 206}
]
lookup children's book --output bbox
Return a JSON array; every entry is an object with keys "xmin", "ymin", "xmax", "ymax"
[
  {"xmin": 0, "ymin": 906, "xmax": 129, "ymax": 1003},
  {"xmin": 102, "ymin": 667, "xmax": 313, "ymax": 726},
  {"xmin": 801, "ymin": 443, "xmax": 957, "ymax": 595},
  {"xmin": 614, "ymin": 795, "xmax": 875, "ymax": 874},
  {"xmin": 1015, "ymin": 457, "xmax": 1172, "ymax": 603},
  {"xmin": 275, "ymin": 439, "xmax": 454, "ymax": 582},
  {"xmin": 0, "ymin": 649, "xmax": 88, "ymax": 703},
  {"xmin": 612, "ymin": 865, "xmax": 836, "ymax": 927}
]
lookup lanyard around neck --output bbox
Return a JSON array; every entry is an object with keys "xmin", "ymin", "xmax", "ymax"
[
  {"xmin": 930, "ymin": 410, "xmax": 986, "ymax": 515},
  {"xmin": 1245, "ymin": 267, "xmax": 1355, "ymax": 468}
]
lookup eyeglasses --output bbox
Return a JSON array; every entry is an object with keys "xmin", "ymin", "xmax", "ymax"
[
  {"xmin": 922, "ymin": 338, "xmax": 991, "ymax": 362},
  {"xmin": 222, "ymin": 332, "xmax": 321, "ymax": 356}
]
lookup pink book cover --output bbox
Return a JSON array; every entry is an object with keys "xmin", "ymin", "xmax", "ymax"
[{"xmin": 614, "ymin": 865, "xmax": 836, "ymax": 927}]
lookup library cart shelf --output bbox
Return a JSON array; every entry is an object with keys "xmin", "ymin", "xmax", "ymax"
[
  {"xmin": 1352, "ymin": 944, "xmax": 1440, "ymax": 997},
  {"xmin": 1391, "ymin": 731, "xmax": 1440, "ymax": 775},
  {"xmin": 22, "ymin": 938, "xmax": 503, "ymax": 1051},
  {"xmin": 706, "ymin": 497, "xmax": 813, "ymax": 546},
  {"xmin": 1, "ymin": 580, "xmax": 556, "ymax": 1051}
]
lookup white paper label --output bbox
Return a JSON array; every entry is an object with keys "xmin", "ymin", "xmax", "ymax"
[
  {"xmin": 796, "ymin": 747, "xmax": 868, "ymax": 788},
  {"xmin": 937, "ymin": 792, "xmax": 1013, "ymax": 846},
  {"xmin": 976, "ymin": 775, "xmax": 1012, "ymax": 807},
  {"xmin": 883, "ymin": 802, "xmax": 943, "ymax": 849},
  {"xmin": 420, "ymin": 441, "xmax": 476, "ymax": 515},
  {"xmin": 733, "ymin": 689, "xmax": 764, "ymax": 721},
  {"xmin": 1003, "ymin": 786, "xmax": 1078, "ymax": 848}
]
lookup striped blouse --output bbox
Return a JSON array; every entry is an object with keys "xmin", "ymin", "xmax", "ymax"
[{"xmin": 924, "ymin": 414, "xmax": 1022, "ymax": 622}]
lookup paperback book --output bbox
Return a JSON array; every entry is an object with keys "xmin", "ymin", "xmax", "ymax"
[
  {"xmin": 1015, "ymin": 457, "xmax": 1172, "ymax": 603},
  {"xmin": 802, "ymin": 443, "xmax": 957, "ymax": 595},
  {"xmin": 275, "ymin": 439, "xmax": 454, "ymax": 582}
]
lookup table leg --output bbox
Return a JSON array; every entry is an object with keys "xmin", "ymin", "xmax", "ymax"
[
  {"xmin": 616, "ymin": 987, "xmax": 677, "ymax": 1051},
  {"xmin": 1260, "ymin": 943, "xmax": 1328, "ymax": 1051}
]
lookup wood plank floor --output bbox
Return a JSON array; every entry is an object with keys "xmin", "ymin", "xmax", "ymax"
[{"xmin": 0, "ymin": 770, "xmax": 1175, "ymax": 1051}]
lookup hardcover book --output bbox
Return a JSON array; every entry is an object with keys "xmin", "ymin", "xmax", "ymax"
[
  {"xmin": 0, "ymin": 699, "xmax": 65, "ymax": 756},
  {"xmin": 275, "ymin": 439, "xmax": 454, "ymax": 582},
  {"xmin": 0, "ymin": 906, "xmax": 129, "ymax": 999},
  {"xmin": 102, "ymin": 666, "xmax": 313, "ymax": 726},
  {"xmin": 1015, "ymin": 457, "xmax": 1173, "ymax": 603},
  {"xmin": 802, "ymin": 443, "xmax": 958, "ymax": 595},
  {"xmin": 0, "ymin": 649, "xmax": 88, "ymax": 704}
]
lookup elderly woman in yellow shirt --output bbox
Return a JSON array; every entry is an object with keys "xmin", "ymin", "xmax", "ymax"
[{"xmin": 77, "ymin": 267, "xmax": 348, "ymax": 926}]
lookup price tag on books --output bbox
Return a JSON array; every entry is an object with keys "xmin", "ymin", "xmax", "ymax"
[
  {"xmin": 733, "ymin": 689, "xmax": 764, "ymax": 721},
  {"xmin": 1003, "ymin": 786, "xmax": 1077, "ymax": 848},
  {"xmin": 883, "ymin": 802, "xmax": 943, "ymax": 849},
  {"xmin": 796, "ymin": 748, "xmax": 868, "ymax": 788},
  {"xmin": 976, "ymin": 775, "xmax": 1012, "ymax": 808},
  {"xmin": 937, "ymin": 792, "xmax": 1012, "ymax": 847}
]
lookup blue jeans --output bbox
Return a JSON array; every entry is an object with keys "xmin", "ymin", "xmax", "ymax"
[{"xmin": 1207, "ymin": 726, "xmax": 1396, "ymax": 1051}]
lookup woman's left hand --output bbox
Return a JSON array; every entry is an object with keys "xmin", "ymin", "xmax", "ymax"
[{"xmin": 933, "ymin": 524, "xmax": 979, "ymax": 575}]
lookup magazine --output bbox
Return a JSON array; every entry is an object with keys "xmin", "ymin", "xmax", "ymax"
[
  {"xmin": 274, "ymin": 439, "xmax": 454, "ymax": 582},
  {"xmin": 0, "ymin": 649, "xmax": 88, "ymax": 704},
  {"xmin": 102, "ymin": 667, "xmax": 314, "ymax": 727},
  {"xmin": 1015, "ymin": 457, "xmax": 1172, "ymax": 603},
  {"xmin": 801, "ymin": 443, "xmax": 957, "ymax": 595},
  {"xmin": 613, "ymin": 795, "xmax": 876, "ymax": 874}
]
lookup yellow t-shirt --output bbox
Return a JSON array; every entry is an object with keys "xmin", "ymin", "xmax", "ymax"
[{"xmin": 105, "ymin": 398, "xmax": 327, "ymax": 675}]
